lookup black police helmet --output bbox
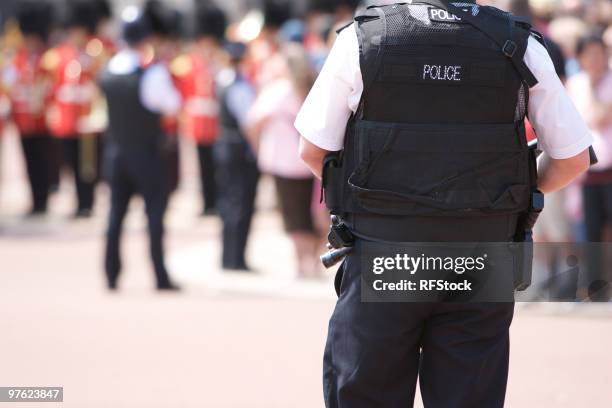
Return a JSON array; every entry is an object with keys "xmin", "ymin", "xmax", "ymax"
[
  {"xmin": 194, "ymin": 2, "xmax": 227, "ymax": 41},
  {"xmin": 17, "ymin": 0, "xmax": 53, "ymax": 40},
  {"xmin": 93, "ymin": 0, "xmax": 112, "ymax": 21},
  {"xmin": 144, "ymin": 0, "xmax": 173, "ymax": 36},
  {"xmin": 65, "ymin": 0, "xmax": 101, "ymax": 34},
  {"xmin": 121, "ymin": 7, "xmax": 153, "ymax": 46},
  {"xmin": 263, "ymin": 0, "xmax": 292, "ymax": 29}
]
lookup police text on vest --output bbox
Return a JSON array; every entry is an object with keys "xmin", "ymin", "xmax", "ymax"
[
  {"xmin": 429, "ymin": 8, "xmax": 462, "ymax": 22},
  {"xmin": 423, "ymin": 64, "xmax": 462, "ymax": 82}
]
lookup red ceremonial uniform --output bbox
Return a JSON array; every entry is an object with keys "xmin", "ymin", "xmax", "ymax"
[
  {"xmin": 8, "ymin": 47, "xmax": 51, "ymax": 135},
  {"xmin": 43, "ymin": 42, "xmax": 96, "ymax": 138},
  {"xmin": 525, "ymin": 119, "xmax": 537, "ymax": 145},
  {"xmin": 171, "ymin": 51, "xmax": 219, "ymax": 146}
]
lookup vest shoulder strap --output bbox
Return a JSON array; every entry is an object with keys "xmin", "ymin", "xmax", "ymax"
[
  {"xmin": 414, "ymin": 0, "xmax": 539, "ymax": 88},
  {"xmin": 336, "ymin": 21, "xmax": 354, "ymax": 35}
]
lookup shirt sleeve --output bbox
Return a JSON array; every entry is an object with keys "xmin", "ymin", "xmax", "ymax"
[
  {"xmin": 525, "ymin": 36, "xmax": 594, "ymax": 159},
  {"xmin": 140, "ymin": 64, "xmax": 182, "ymax": 116},
  {"xmin": 294, "ymin": 25, "xmax": 362, "ymax": 151},
  {"xmin": 227, "ymin": 81, "xmax": 256, "ymax": 128}
]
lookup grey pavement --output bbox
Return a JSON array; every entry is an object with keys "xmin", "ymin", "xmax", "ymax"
[{"xmin": 1, "ymin": 130, "xmax": 612, "ymax": 407}]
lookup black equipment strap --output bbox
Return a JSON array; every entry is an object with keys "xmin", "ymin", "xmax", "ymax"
[{"xmin": 411, "ymin": 0, "xmax": 539, "ymax": 88}]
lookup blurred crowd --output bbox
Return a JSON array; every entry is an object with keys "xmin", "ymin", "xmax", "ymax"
[{"xmin": 0, "ymin": 0, "xmax": 611, "ymax": 288}]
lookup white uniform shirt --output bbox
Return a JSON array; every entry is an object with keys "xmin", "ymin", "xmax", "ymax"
[
  {"xmin": 107, "ymin": 49, "xmax": 181, "ymax": 116},
  {"xmin": 295, "ymin": 24, "xmax": 594, "ymax": 160}
]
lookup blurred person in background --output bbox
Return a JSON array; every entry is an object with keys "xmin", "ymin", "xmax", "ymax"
[
  {"xmin": 215, "ymin": 41, "xmax": 259, "ymax": 272},
  {"xmin": 43, "ymin": 0, "xmax": 105, "ymax": 218},
  {"xmin": 174, "ymin": 1, "xmax": 227, "ymax": 216},
  {"xmin": 99, "ymin": 7, "xmax": 181, "ymax": 292},
  {"xmin": 248, "ymin": 0, "xmax": 292, "ymax": 87},
  {"xmin": 144, "ymin": 0, "xmax": 184, "ymax": 196},
  {"xmin": 3, "ymin": 0, "xmax": 54, "ymax": 217},
  {"xmin": 509, "ymin": 0, "xmax": 567, "ymax": 80},
  {"xmin": 246, "ymin": 43, "xmax": 320, "ymax": 279},
  {"xmin": 548, "ymin": 16, "xmax": 589, "ymax": 77},
  {"xmin": 303, "ymin": 1, "xmax": 336, "ymax": 72},
  {"xmin": 331, "ymin": 0, "xmax": 361, "ymax": 26},
  {"xmin": 567, "ymin": 33, "xmax": 612, "ymax": 299},
  {"xmin": 604, "ymin": 25, "xmax": 612, "ymax": 68}
]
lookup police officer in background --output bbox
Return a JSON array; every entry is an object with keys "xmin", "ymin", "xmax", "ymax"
[
  {"xmin": 296, "ymin": 1, "xmax": 594, "ymax": 406},
  {"xmin": 100, "ymin": 8, "xmax": 181, "ymax": 291},
  {"xmin": 215, "ymin": 42, "xmax": 259, "ymax": 271}
]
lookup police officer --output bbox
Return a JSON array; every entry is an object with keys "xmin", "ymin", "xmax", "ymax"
[
  {"xmin": 5, "ymin": 0, "xmax": 53, "ymax": 216},
  {"xmin": 100, "ymin": 8, "xmax": 181, "ymax": 291},
  {"xmin": 215, "ymin": 42, "xmax": 259, "ymax": 271},
  {"xmin": 296, "ymin": 1, "xmax": 593, "ymax": 406}
]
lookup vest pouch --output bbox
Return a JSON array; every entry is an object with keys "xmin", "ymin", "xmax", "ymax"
[
  {"xmin": 348, "ymin": 121, "xmax": 530, "ymax": 216},
  {"xmin": 323, "ymin": 152, "xmax": 344, "ymax": 213}
]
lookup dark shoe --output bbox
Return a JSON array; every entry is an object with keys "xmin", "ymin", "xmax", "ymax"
[
  {"xmin": 157, "ymin": 282, "xmax": 181, "ymax": 291},
  {"xmin": 107, "ymin": 281, "xmax": 118, "ymax": 291},
  {"xmin": 201, "ymin": 208, "xmax": 218, "ymax": 217},
  {"xmin": 224, "ymin": 263, "xmax": 252, "ymax": 273},
  {"xmin": 73, "ymin": 209, "xmax": 93, "ymax": 219},
  {"xmin": 24, "ymin": 208, "xmax": 46, "ymax": 218}
]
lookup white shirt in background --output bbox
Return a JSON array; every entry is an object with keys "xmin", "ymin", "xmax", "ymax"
[
  {"xmin": 248, "ymin": 78, "xmax": 312, "ymax": 179},
  {"xmin": 107, "ymin": 49, "xmax": 181, "ymax": 116}
]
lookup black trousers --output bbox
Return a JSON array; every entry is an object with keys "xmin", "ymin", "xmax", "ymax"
[
  {"xmin": 60, "ymin": 138, "xmax": 97, "ymax": 211},
  {"xmin": 197, "ymin": 144, "xmax": 217, "ymax": 212},
  {"xmin": 165, "ymin": 137, "xmax": 180, "ymax": 194},
  {"xmin": 20, "ymin": 134, "xmax": 52, "ymax": 212},
  {"xmin": 214, "ymin": 141, "xmax": 259, "ymax": 269},
  {"xmin": 47, "ymin": 138, "xmax": 62, "ymax": 189},
  {"xmin": 324, "ymin": 253, "xmax": 515, "ymax": 408},
  {"xmin": 104, "ymin": 146, "xmax": 171, "ymax": 287},
  {"xmin": 582, "ymin": 182, "xmax": 612, "ymax": 296}
]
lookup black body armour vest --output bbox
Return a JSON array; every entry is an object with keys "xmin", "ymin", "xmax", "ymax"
[
  {"xmin": 327, "ymin": 2, "xmax": 539, "ymax": 243},
  {"xmin": 217, "ymin": 72, "xmax": 244, "ymax": 143},
  {"xmin": 99, "ymin": 67, "xmax": 164, "ymax": 153}
]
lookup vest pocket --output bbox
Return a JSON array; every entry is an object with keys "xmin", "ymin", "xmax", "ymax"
[{"xmin": 349, "ymin": 121, "xmax": 530, "ymax": 216}]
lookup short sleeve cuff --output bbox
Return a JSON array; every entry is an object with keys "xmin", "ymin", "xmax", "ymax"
[
  {"xmin": 294, "ymin": 118, "xmax": 345, "ymax": 152},
  {"xmin": 543, "ymin": 133, "xmax": 594, "ymax": 160}
]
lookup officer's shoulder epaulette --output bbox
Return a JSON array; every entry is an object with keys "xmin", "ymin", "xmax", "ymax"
[
  {"xmin": 509, "ymin": 14, "xmax": 547, "ymax": 48},
  {"xmin": 366, "ymin": 2, "xmax": 407, "ymax": 11},
  {"xmin": 528, "ymin": 28, "xmax": 547, "ymax": 48},
  {"xmin": 354, "ymin": 6, "xmax": 384, "ymax": 23},
  {"xmin": 336, "ymin": 21, "xmax": 354, "ymax": 35},
  {"xmin": 170, "ymin": 54, "xmax": 193, "ymax": 78}
]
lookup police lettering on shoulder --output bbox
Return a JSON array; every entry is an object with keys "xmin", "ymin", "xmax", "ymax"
[{"xmin": 296, "ymin": 0, "xmax": 594, "ymax": 407}]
